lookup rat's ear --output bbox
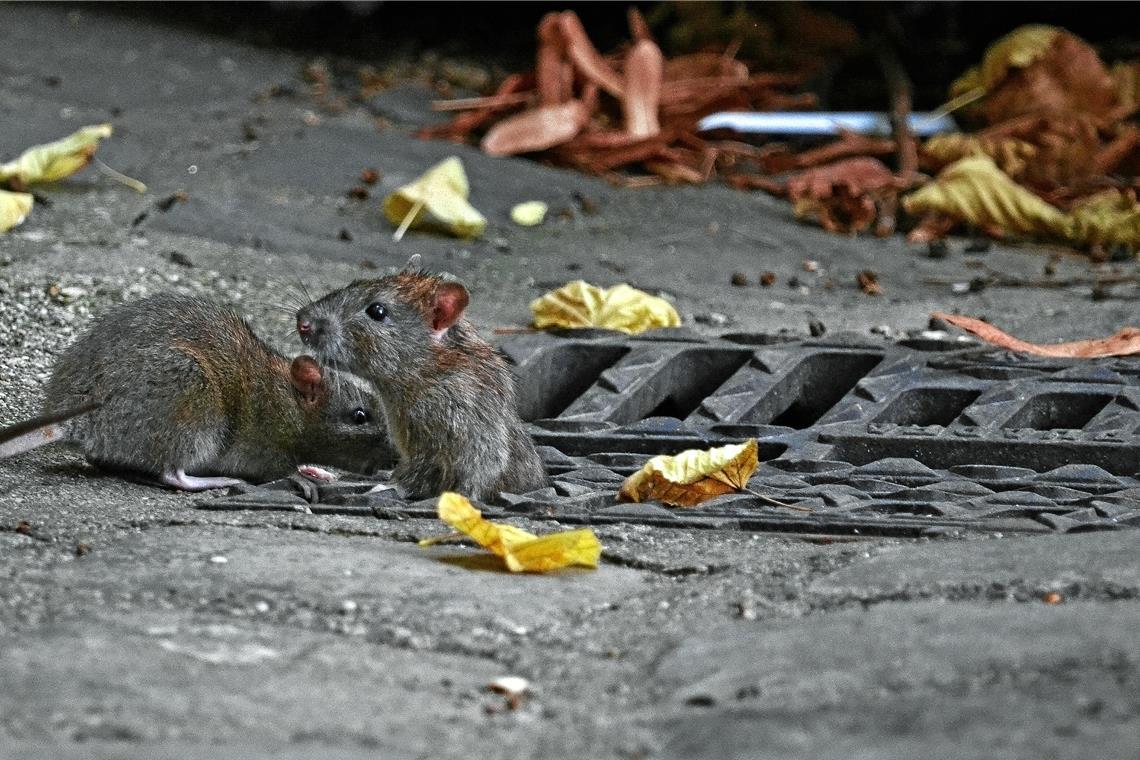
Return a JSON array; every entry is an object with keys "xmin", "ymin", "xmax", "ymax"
[
  {"xmin": 290, "ymin": 355, "xmax": 326, "ymax": 405},
  {"xmin": 430, "ymin": 282, "xmax": 469, "ymax": 338},
  {"xmin": 403, "ymin": 253, "xmax": 422, "ymax": 272}
]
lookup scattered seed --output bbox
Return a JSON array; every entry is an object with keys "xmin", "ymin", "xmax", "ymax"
[
  {"xmin": 15, "ymin": 521, "xmax": 32, "ymax": 535},
  {"xmin": 359, "ymin": 259, "xmax": 377, "ymax": 269},
  {"xmin": 156, "ymin": 191, "xmax": 188, "ymax": 212},
  {"xmin": 856, "ymin": 270, "xmax": 882, "ymax": 295},
  {"xmin": 730, "ymin": 272, "xmax": 749, "ymax": 287},
  {"xmin": 360, "ymin": 168, "xmax": 381, "ymax": 185},
  {"xmin": 338, "ymin": 228, "xmax": 353, "ymax": 242},
  {"xmin": 1043, "ymin": 591, "xmax": 1063, "ymax": 605},
  {"xmin": 75, "ymin": 543, "xmax": 91, "ymax": 557},
  {"xmin": 759, "ymin": 271, "xmax": 777, "ymax": 287},
  {"xmin": 573, "ymin": 191, "xmax": 599, "ymax": 215},
  {"xmin": 347, "ymin": 186, "xmax": 369, "ymax": 200},
  {"xmin": 168, "ymin": 251, "xmax": 193, "ymax": 267},
  {"xmin": 927, "ymin": 240, "xmax": 949, "ymax": 259}
]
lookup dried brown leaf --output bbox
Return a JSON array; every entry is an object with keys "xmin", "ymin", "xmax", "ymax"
[
  {"xmin": 932, "ymin": 312, "xmax": 1140, "ymax": 357},
  {"xmin": 623, "ymin": 39, "xmax": 664, "ymax": 138},
  {"xmin": 481, "ymin": 100, "xmax": 590, "ymax": 156}
]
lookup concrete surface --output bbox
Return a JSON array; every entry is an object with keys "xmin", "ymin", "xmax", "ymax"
[{"xmin": 1, "ymin": 5, "xmax": 1138, "ymax": 759}]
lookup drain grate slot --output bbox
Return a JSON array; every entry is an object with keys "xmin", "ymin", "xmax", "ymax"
[
  {"xmin": 515, "ymin": 345, "xmax": 630, "ymax": 421},
  {"xmin": 1003, "ymin": 393, "xmax": 1115, "ymax": 430},
  {"xmin": 874, "ymin": 388, "xmax": 981, "ymax": 426},
  {"xmin": 606, "ymin": 348, "xmax": 753, "ymax": 425},
  {"xmin": 741, "ymin": 353, "xmax": 883, "ymax": 428}
]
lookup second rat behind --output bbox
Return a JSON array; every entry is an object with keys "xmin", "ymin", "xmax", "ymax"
[{"xmin": 0, "ymin": 293, "xmax": 394, "ymax": 490}]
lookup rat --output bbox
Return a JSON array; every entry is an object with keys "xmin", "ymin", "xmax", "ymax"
[
  {"xmin": 0, "ymin": 293, "xmax": 394, "ymax": 490},
  {"xmin": 295, "ymin": 257, "xmax": 547, "ymax": 501}
]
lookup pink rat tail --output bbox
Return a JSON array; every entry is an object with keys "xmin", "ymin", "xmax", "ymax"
[{"xmin": 0, "ymin": 402, "xmax": 101, "ymax": 459}]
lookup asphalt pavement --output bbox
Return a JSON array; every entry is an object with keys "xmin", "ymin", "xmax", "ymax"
[{"xmin": 1, "ymin": 5, "xmax": 1138, "ymax": 759}]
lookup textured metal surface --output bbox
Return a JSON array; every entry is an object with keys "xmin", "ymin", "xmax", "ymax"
[{"xmin": 201, "ymin": 329, "xmax": 1140, "ymax": 536}]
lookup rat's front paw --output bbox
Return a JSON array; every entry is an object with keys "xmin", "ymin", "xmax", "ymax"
[{"xmin": 366, "ymin": 482, "xmax": 408, "ymax": 500}]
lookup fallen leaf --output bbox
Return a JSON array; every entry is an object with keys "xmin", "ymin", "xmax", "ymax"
[
  {"xmin": 510, "ymin": 201, "xmax": 548, "ymax": 226},
  {"xmin": 422, "ymin": 492, "xmax": 600, "ymax": 573},
  {"xmin": 0, "ymin": 189, "xmax": 34, "ymax": 232},
  {"xmin": 558, "ymin": 11, "xmax": 624, "ymax": 98},
  {"xmin": 623, "ymin": 38, "xmax": 664, "ymax": 138},
  {"xmin": 932, "ymin": 311, "xmax": 1140, "ymax": 357},
  {"xmin": 0, "ymin": 124, "xmax": 113, "ymax": 190},
  {"xmin": 619, "ymin": 439, "xmax": 759, "ymax": 508},
  {"xmin": 530, "ymin": 280, "xmax": 681, "ymax": 334},
  {"xmin": 920, "ymin": 114, "xmax": 1101, "ymax": 192},
  {"xmin": 950, "ymin": 26, "xmax": 1118, "ymax": 124},
  {"xmin": 382, "ymin": 157, "xmax": 486, "ymax": 240},
  {"xmin": 783, "ymin": 158, "xmax": 908, "ymax": 235},
  {"xmin": 902, "ymin": 155, "xmax": 1069, "ymax": 241},
  {"xmin": 1066, "ymin": 189, "xmax": 1140, "ymax": 249},
  {"xmin": 481, "ymin": 100, "xmax": 590, "ymax": 157}
]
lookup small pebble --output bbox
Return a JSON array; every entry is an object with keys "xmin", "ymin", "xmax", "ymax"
[
  {"xmin": 927, "ymin": 240, "xmax": 949, "ymax": 259},
  {"xmin": 208, "ymin": 555, "xmax": 228, "ymax": 564}
]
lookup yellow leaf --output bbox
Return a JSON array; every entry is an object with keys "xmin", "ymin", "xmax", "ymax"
[
  {"xmin": 902, "ymin": 155, "xmax": 1070, "ymax": 239},
  {"xmin": 950, "ymin": 25, "xmax": 1060, "ymax": 100},
  {"xmin": 428, "ymin": 492, "xmax": 600, "ymax": 573},
  {"xmin": 382, "ymin": 156, "xmax": 487, "ymax": 239},
  {"xmin": 510, "ymin": 200, "xmax": 548, "ymax": 226},
  {"xmin": 1066, "ymin": 190, "xmax": 1140, "ymax": 248},
  {"xmin": 0, "ymin": 124, "xmax": 113, "ymax": 189},
  {"xmin": 530, "ymin": 280, "xmax": 681, "ymax": 334},
  {"xmin": 619, "ymin": 439, "xmax": 759, "ymax": 508},
  {"xmin": 921, "ymin": 133, "xmax": 1037, "ymax": 180},
  {"xmin": 0, "ymin": 189, "xmax": 34, "ymax": 232}
]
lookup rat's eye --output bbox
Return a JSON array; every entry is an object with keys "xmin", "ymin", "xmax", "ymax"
[
  {"xmin": 351, "ymin": 408, "xmax": 371, "ymax": 425},
  {"xmin": 365, "ymin": 303, "xmax": 387, "ymax": 321}
]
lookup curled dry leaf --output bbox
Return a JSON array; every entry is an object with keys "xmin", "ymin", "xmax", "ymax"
[
  {"xmin": 932, "ymin": 311, "xmax": 1140, "ymax": 358},
  {"xmin": 481, "ymin": 100, "xmax": 590, "ymax": 157},
  {"xmin": 381, "ymin": 156, "xmax": 486, "ymax": 239},
  {"xmin": 557, "ymin": 11, "xmax": 624, "ymax": 97},
  {"xmin": 0, "ymin": 124, "xmax": 113, "ymax": 190},
  {"xmin": 784, "ymin": 157, "xmax": 908, "ymax": 235},
  {"xmin": 421, "ymin": 492, "xmax": 601, "ymax": 573},
  {"xmin": 1065, "ymin": 190, "xmax": 1140, "ymax": 249},
  {"xmin": 902, "ymin": 155, "xmax": 1068, "ymax": 241},
  {"xmin": 619, "ymin": 439, "xmax": 759, "ymax": 508},
  {"xmin": 530, "ymin": 280, "xmax": 681, "ymax": 334},
  {"xmin": 0, "ymin": 189, "xmax": 34, "ymax": 232},
  {"xmin": 920, "ymin": 114, "xmax": 1101, "ymax": 192},
  {"xmin": 623, "ymin": 39, "xmax": 664, "ymax": 138},
  {"xmin": 950, "ymin": 26, "xmax": 1118, "ymax": 125}
]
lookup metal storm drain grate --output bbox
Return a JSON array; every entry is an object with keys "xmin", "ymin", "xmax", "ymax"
[{"xmin": 201, "ymin": 329, "xmax": 1140, "ymax": 537}]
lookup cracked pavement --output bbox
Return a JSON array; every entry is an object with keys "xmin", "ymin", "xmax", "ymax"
[{"xmin": 1, "ymin": 5, "xmax": 1138, "ymax": 759}]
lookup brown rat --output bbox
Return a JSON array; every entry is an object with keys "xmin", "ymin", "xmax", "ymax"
[
  {"xmin": 0, "ymin": 293, "xmax": 394, "ymax": 490},
  {"xmin": 295, "ymin": 258, "xmax": 546, "ymax": 501}
]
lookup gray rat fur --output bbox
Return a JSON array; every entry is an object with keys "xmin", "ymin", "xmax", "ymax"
[
  {"xmin": 1, "ymin": 293, "xmax": 393, "ymax": 490},
  {"xmin": 296, "ymin": 262, "xmax": 546, "ymax": 501}
]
